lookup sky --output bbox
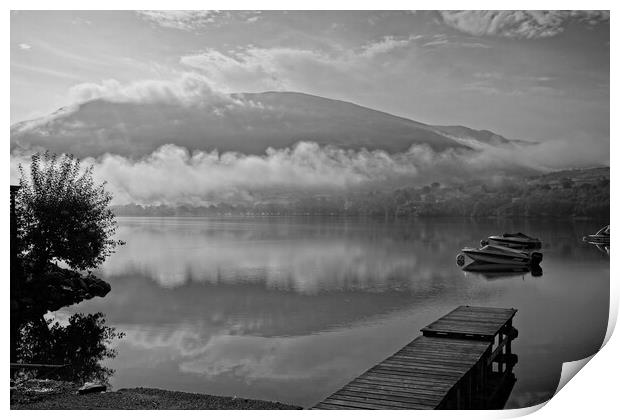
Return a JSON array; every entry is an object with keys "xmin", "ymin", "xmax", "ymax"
[
  {"xmin": 11, "ymin": 10, "xmax": 609, "ymax": 145},
  {"xmin": 9, "ymin": 10, "xmax": 611, "ymax": 205}
]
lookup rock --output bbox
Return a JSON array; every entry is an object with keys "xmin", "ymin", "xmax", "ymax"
[
  {"xmin": 76, "ymin": 277, "xmax": 89, "ymax": 291},
  {"xmin": 77, "ymin": 382, "xmax": 107, "ymax": 395}
]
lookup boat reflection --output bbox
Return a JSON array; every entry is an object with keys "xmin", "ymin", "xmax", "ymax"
[
  {"xmin": 581, "ymin": 239, "xmax": 610, "ymax": 256},
  {"xmin": 587, "ymin": 243, "xmax": 610, "ymax": 256},
  {"xmin": 461, "ymin": 262, "xmax": 543, "ymax": 281}
]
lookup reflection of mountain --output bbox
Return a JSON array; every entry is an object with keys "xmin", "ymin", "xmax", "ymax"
[{"xmin": 11, "ymin": 92, "xmax": 528, "ymax": 158}]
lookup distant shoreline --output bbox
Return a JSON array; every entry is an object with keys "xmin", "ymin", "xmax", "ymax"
[
  {"xmin": 111, "ymin": 166, "xmax": 609, "ymax": 220},
  {"xmin": 111, "ymin": 214, "xmax": 609, "ymax": 220}
]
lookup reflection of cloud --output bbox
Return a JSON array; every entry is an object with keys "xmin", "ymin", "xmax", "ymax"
[
  {"xmin": 66, "ymin": 217, "xmax": 489, "ymax": 338},
  {"xmin": 118, "ymin": 319, "xmax": 410, "ymax": 388},
  {"xmin": 440, "ymin": 11, "xmax": 609, "ymax": 39},
  {"xmin": 99, "ymin": 220, "xmax": 431, "ymax": 292},
  {"xmin": 177, "ymin": 334, "xmax": 353, "ymax": 381},
  {"xmin": 103, "ymin": 315, "xmax": 427, "ymax": 406},
  {"xmin": 18, "ymin": 43, "xmax": 31, "ymax": 50}
]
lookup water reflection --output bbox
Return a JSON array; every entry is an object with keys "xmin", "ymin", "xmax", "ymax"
[
  {"xmin": 583, "ymin": 241, "xmax": 610, "ymax": 256},
  {"xmin": 462, "ymin": 262, "xmax": 543, "ymax": 281},
  {"xmin": 59, "ymin": 217, "xmax": 609, "ymax": 408},
  {"xmin": 14, "ymin": 312, "xmax": 123, "ymax": 385}
]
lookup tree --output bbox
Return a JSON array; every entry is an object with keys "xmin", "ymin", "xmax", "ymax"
[
  {"xmin": 561, "ymin": 177, "xmax": 574, "ymax": 189},
  {"xmin": 17, "ymin": 152, "xmax": 124, "ymax": 276}
]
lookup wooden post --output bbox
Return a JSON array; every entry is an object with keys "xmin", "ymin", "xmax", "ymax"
[{"xmin": 506, "ymin": 320, "xmax": 513, "ymax": 356}]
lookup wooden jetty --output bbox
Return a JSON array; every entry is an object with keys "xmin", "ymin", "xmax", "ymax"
[{"xmin": 313, "ymin": 305, "xmax": 518, "ymax": 410}]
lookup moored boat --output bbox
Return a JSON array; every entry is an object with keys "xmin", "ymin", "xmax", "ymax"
[
  {"xmin": 582, "ymin": 225, "xmax": 610, "ymax": 245},
  {"xmin": 461, "ymin": 244, "xmax": 542, "ymax": 266},
  {"xmin": 486, "ymin": 232, "xmax": 542, "ymax": 249}
]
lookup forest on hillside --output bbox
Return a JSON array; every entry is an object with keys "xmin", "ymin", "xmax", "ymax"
[{"xmin": 112, "ymin": 168, "xmax": 610, "ymax": 219}]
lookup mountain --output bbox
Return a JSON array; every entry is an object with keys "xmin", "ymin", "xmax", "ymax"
[
  {"xmin": 11, "ymin": 91, "xmax": 527, "ymax": 158},
  {"xmin": 432, "ymin": 125, "xmax": 535, "ymax": 147}
]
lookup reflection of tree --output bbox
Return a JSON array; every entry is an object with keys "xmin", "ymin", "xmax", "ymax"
[{"xmin": 16, "ymin": 313, "xmax": 124, "ymax": 385}]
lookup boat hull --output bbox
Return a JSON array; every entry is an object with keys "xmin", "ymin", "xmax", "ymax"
[
  {"xmin": 462, "ymin": 249, "xmax": 531, "ymax": 265},
  {"xmin": 487, "ymin": 237, "xmax": 541, "ymax": 249},
  {"xmin": 582, "ymin": 235, "xmax": 610, "ymax": 245}
]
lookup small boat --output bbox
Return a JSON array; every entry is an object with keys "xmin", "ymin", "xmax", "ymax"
[
  {"xmin": 583, "ymin": 225, "xmax": 610, "ymax": 245},
  {"xmin": 461, "ymin": 244, "xmax": 543, "ymax": 266},
  {"xmin": 485, "ymin": 232, "xmax": 542, "ymax": 249}
]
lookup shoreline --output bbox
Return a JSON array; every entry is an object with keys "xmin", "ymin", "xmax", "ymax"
[{"xmin": 11, "ymin": 380, "xmax": 301, "ymax": 410}]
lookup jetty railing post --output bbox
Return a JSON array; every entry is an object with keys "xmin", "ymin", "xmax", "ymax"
[
  {"xmin": 506, "ymin": 320, "xmax": 513, "ymax": 356},
  {"xmin": 499, "ymin": 331, "xmax": 505, "ymax": 374}
]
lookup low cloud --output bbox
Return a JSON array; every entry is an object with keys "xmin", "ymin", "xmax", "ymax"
[
  {"xmin": 12, "ymin": 138, "xmax": 606, "ymax": 207},
  {"xmin": 440, "ymin": 11, "xmax": 609, "ymax": 39},
  {"xmin": 68, "ymin": 73, "xmax": 235, "ymax": 107}
]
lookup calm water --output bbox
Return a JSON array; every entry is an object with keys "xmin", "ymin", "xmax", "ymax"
[{"xmin": 59, "ymin": 216, "xmax": 609, "ymax": 409}]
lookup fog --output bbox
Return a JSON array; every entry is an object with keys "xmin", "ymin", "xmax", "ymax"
[{"xmin": 11, "ymin": 136, "xmax": 605, "ymax": 206}]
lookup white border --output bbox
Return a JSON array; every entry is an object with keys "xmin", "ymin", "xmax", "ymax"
[{"xmin": 3, "ymin": 2, "xmax": 616, "ymax": 420}]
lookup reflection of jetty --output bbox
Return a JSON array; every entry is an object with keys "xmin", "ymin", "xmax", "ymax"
[{"xmin": 313, "ymin": 306, "xmax": 518, "ymax": 410}]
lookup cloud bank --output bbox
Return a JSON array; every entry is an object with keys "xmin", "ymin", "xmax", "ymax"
[{"xmin": 12, "ymin": 136, "xmax": 606, "ymax": 207}]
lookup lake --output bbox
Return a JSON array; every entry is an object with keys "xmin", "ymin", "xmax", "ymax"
[{"xmin": 57, "ymin": 216, "xmax": 609, "ymax": 409}]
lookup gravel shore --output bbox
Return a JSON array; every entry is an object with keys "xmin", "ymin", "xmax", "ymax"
[{"xmin": 11, "ymin": 380, "xmax": 301, "ymax": 410}]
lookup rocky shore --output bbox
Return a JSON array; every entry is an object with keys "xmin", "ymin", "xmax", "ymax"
[
  {"xmin": 12, "ymin": 264, "xmax": 111, "ymax": 323},
  {"xmin": 11, "ymin": 380, "xmax": 301, "ymax": 410}
]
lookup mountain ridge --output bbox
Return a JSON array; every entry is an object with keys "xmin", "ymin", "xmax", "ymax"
[{"xmin": 11, "ymin": 91, "xmax": 530, "ymax": 159}]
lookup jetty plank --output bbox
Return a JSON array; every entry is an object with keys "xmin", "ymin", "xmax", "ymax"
[{"xmin": 313, "ymin": 306, "xmax": 517, "ymax": 410}]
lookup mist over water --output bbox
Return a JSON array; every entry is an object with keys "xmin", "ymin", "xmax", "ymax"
[
  {"xmin": 11, "ymin": 136, "xmax": 605, "ymax": 207},
  {"xmin": 57, "ymin": 216, "xmax": 609, "ymax": 408}
]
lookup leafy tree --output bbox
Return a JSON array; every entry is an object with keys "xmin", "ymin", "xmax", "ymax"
[{"xmin": 17, "ymin": 152, "xmax": 124, "ymax": 275}]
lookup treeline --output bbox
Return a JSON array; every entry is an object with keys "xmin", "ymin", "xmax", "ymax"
[
  {"xmin": 112, "ymin": 170, "xmax": 609, "ymax": 219},
  {"xmin": 408, "ymin": 179, "xmax": 609, "ymax": 218}
]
